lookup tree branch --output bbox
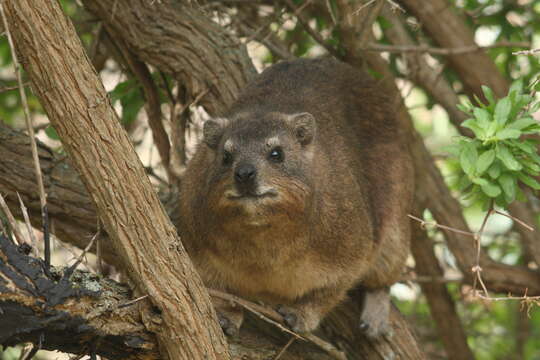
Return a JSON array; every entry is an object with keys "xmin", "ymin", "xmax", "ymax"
[{"xmin": 2, "ymin": 1, "xmax": 229, "ymax": 359}]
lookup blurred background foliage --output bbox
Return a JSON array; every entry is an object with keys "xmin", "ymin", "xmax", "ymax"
[{"xmin": 1, "ymin": 0, "xmax": 540, "ymax": 359}]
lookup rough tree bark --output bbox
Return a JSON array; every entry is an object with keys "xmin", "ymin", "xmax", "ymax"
[
  {"xmin": 2, "ymin": 1, "xmax": 229, "ymax": 360},
  {"xmin": 0, "ymin": 226, "xmax": 424, "ymax": 359}
]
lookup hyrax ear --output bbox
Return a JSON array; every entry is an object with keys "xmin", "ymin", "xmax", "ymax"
[
  {"xmin": 287, "ymin": 112, "xmax": 316, "ymax": 146},
  {"xmin": 203, "ymin": 118, "xmax": 229, "ymax": 149}
]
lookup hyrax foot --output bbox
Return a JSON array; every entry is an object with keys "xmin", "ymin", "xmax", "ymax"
[
  {"xmin": 359, "ymin": 288, "xmax": 392, "ymax": 339},
  {"xmin": 277, "ymin": 305, "xmax": 322, "ymax": 333},
  {"xmin": 217, "ymin": 312, "xmax": 240, "ymax": 336},
  {"xmin": 212, "ymin": 297, "xmax": 244, "ymax": 337}
]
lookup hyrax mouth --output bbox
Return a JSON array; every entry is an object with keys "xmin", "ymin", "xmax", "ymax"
[{"xmin": 225, "ymin": 189, "xmax": 278, "ymax": 201}]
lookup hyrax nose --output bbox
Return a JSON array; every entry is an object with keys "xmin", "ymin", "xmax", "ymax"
[{"xmin": 235, "ymin": 164, "xmax": 257, "ymax": 184}]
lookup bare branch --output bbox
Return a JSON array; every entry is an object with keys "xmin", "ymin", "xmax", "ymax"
[{"xmin": 363, "ymin": 41, "xmax": 531, "ymax": 55}]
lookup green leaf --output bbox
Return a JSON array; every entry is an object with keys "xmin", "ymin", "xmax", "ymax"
[
  {"xmin": 509, "ymin": 140, "xmax": 536, "ymax": 154},
  {"xmin": 473, "ymin": 108, "xmax": 491, "ymax": 129},
  {"xmin": 523, "ymin": 160, "xmax": 540, "ymax": 175},
  {"xmin": 496, "ymin": 128, "xmax": 521, "ymax": 140},
  {"xmin": 529, "ymin": 101, "xmax": 540, "ymax": 114},
  {"xmin": 460, "ymin": 142, "xmax": 478, "ymax": 176},
  {"xmin": 498, "ymin": 173, "xmax": 517, "ymax": 203},
  {"xmin": 109, "ymin": 78, "xmax": 137, "ymax": 104},
  {"xmin": 461, "ymin": 118, "xmax": 486, "ymax": 138},
  {"xmin": 476, "ymin": 149, "xmax": 496, "ymax": 175},
  {"xmin": 480, "ymin": 180, "xmax": 502, "ymax": 197},
  {"xmin": 518, "ymin": 173, "xmax": 540, "ymax": 190},
  {"xmin": 496, "ymin": 145, "xmax": 522, "ymax": 171},
  {"xmin": 488, "ymin": 161, "xmax": 502, "ymax": 179},
  {"xmin": 486, "ymin": 120, "xmax": 499, "ymax": 137},
  {"xmin": 45, "ymin": 125, "xmax": 60, "ymax": 140},
  {"xmin": 456, "ymin": 103, "xmax": 471, "ymax": 114},
  {"xmin": 509, "ymin": 117, "xmax": 537, "ymax": 130},
  {"xmin": 509, "ymin": 79, "xmax": 524, "ymax": 96},
  {"xmin": 494, "ymin": 97, "xmax": 512, "ymax": 126},
  {"xmin": 481, "ymin": 85, "xmax": 496, "ymax": 105},
  {"xmin": 457, "ymin": 176, "xmax": 472, "ymax": 191},
  {"xmin": 458, "ymin": 98, "xmax": 474, "ymax": 114},
  {"xmin": 472, "ymin": 177, "xmax": 489, "ymax": 186}
]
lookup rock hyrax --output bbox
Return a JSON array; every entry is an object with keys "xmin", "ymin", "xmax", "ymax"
[{"xmin": 179, "ymin": 57, "xmax": 413, "ymax": 338}]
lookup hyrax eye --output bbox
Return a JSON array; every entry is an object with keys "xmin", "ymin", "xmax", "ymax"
[
  {"xmin": 268, "ymin": 147, "xmax": 284, "ymax": 162},
  {"xmin": 223, "ymin": 151, "xmax": 233, "ymax": 165}
]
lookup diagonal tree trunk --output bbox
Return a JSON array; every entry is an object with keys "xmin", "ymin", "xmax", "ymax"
[{"xmin": 2, "ymin": 1, "xmax": 229, "ymax": 359}]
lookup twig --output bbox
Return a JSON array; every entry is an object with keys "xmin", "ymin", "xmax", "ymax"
[
  {"xmin": 0, "ymin": 193, "xmax": 25, "ymax": 246},
  {"xmin": 283, "ymin": 0, "xmax": 340, "ymax": 58},
  {"xmin": 472, "ymin": 203, "xmax": 493, "ymax": 297},
  {"xmin": 353, "ymin": 0, "xmax": 376, "ymax": 15},
  {"xmin": 95, "ymin": 220, "xmax": 103, "ymax": 275},
  {"xmin": 357, "ymin": 0, "xmax": 384, "ymax": 47},
  {"xmin": 493, "ymin": 210, "xmax": 534, "ymax": 232},
  {"xmin": 0, "ymin": 82, "xmax": 29, "ymax": 93},
  {"xmin": 408, "ymin": 214, "xmax": 476, "ymax": 237},
  {"xmin": 179, "ymin": 88, "xmax": 209, "ymax": 118},
  {"xmin": 208, "ymin": 289, "xmax": 347, "ymax": 360},
  {"xmin": 363, "ymin": 41, "xmax": 531, "ymax": 55},
  {"xmin": 16, "ymin": 193, "xmax": 38, "ymax": 256},
  {"xmin": 385, "ymin": 0, "xmax": 405, "ymax": 12},
  {"xmin": 118, "ymin": 294, "xmax": 149, "ymax": 308},
  {"xmin": 65, "ymin": 231, "xmax": 99, "ymax": 277},
  {"xmin": 274, "ymin": 337, "xmax": 295, "ymax": 360},
  {"xmin": 1, "ymin": 2, "xmax": 50, "ymax": 269},
  {"xmin": 208, "ymin": 288, "xmax": 303, "ymax": 339},
  {"xmin": 401, "ymin": 274, "xmax": 463, "ymax": 284},
  {"xmin": 513, "ymin": 48, "xmax": 540, "ymax": 56}
]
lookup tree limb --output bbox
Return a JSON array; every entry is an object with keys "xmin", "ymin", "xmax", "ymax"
[{"xmin": 2, "ymin": 1, "xmax": 229, "ymax": 359}]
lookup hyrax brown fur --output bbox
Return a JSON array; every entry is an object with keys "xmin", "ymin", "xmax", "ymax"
[{"xmin": 179, "ymin": 57, "xmax": 414, "ymax": 338}]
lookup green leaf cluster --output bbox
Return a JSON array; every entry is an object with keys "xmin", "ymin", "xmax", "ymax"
[{"xmin": 451, "ymin": 80, "xmax": 540, "ymax": 209}]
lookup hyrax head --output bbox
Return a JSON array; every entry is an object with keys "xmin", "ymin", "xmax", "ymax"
[{"xmin": 202, "ymin": 111, "xmax": 316, "ymax": 214}]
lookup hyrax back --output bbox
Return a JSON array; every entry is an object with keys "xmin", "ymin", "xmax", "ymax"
[{"xmin": 179, "ymin": 57, "xmax": 413, "ymax": 336}]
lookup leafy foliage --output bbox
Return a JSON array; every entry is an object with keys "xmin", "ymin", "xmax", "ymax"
[{"xmin": 449, "ymin": 79, "xmax": 540, "ymax": 209}]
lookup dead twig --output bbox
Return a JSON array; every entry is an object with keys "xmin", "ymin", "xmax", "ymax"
[
  {"xmin": 0, "ymin": 82, "xmax": 29, "ymax": 93},
  {"xmin": 1, "ymin": 2, "xmax": 50, "ymax": 268},
  {"xmin": 513, "ymin": 48, "xmax": 540, "ymax": 56},
  {"xmin": 493, "ymin": 210, "xmax": 534, "ymax": 232},
  {"xmin": 118, "ymin": 294, "xmax": 149, "ymax": 309},
  {"xmin": 408, "ymin": 214, "xmax": 476, "ymax": 237},
  {"xmin": 16, "ymin": 193, "xmax": 38, "ymax": 256},
  {"xmin": 65, "ymin": 231, "xmax": 100, "ymax": 277},
  {"xmin": 273, "ymin": 337, "xmax": 295, "ymax": 360},
  {"xmin": 283, "ymin": 0, "xmax": 340, "ymax": 58},
  {"xmin": 0, "ymin": 193, "xmax": 25, "ymax": 246},
  {"xmin": 364, "ymin": 41, "xmax": 531, "ymax": 55}
]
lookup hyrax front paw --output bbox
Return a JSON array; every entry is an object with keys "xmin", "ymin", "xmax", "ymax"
[
  {"xmin": 359, "ymin": 288, "xmax": 392, "ymax": 339},
  {"xmin": 212, "ymin": 297, "xmax": 244, "ymax": 337},
  {"xmin": 217, "ymin": 312, "xmax": 240, "ymax": 336},
  {"xmin": 277, "ymin": 305, "xmax": 321, "ymax": 333}
]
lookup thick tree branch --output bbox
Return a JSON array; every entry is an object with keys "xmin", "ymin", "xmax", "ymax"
[
  {"xmin": 82, "ymin": 0, "xmax": 257, "ymax": 116},
  {"xmin": 0, "ymin": 122, "xmax": 117, "ymax": 265},
  {"xmin": 0, "ymin": 235, "xmax": 159, "ymax": 360},
  {"xmin": 0, "ymin": 232, "xmax": 424, "ymax": 360},
  {"xmin": 2, "ymin": 1, "xmax": 229, "ymax": 359}
]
